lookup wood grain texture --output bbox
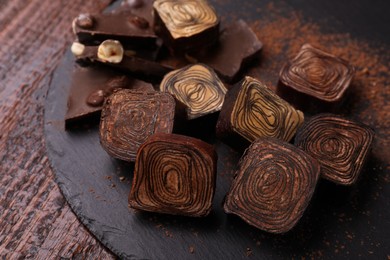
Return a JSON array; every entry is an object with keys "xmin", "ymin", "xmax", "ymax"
[{"xmin": 0, "ymin": 0, "xmax": 115, "ymax": 258}]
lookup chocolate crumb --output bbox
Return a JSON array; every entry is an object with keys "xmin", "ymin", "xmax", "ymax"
[{"xmin": 189, "ymin": 246, "xmax": 195, "ymax": 254}]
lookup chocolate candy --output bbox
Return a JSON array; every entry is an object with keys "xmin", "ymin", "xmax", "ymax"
[
  {"xmin": 160, "ymin": 64, "xmax": 227, "ymax": 120},
  {"xmin": 295, "ymin": 114, "xmax": 374, "ymax": 185},
  {"xmin": 118, "ymin": 0, "xmax": 155, "ymax": 25},
  {"xmin": 216, "ymin": 76, "xmax": 304, "ymax": 149},
  {"xmin": 99, "ymin": 90, "xmax": 175, "ymax": 162},
  {"xmin": 65, "ymin": 65, "xmax": 153, "ymax": 126},
  {"xmin": 129, "ymin": 133, "xmax": 217, "ymax": 217},
  {"xmin": 196, "ymin": 20, "xmax": 263, "ymax": 82},
  {"xmin": 223, "ymin": 137, "xmax": 320, "ymax": 234},
  {"xmin": 72, "ymin": 12, "xmax": 157, "ymax": 48},
  {"xmin": 278, "ymin": 44, "xmax": 355, "ymax": 108},
  {"xmin": 153, "ymin": 0, "xmax": 220, "ymax": 53},
  {"xmin": 72, "ymin": 40, "xmax": 173, "ymax": 79}
]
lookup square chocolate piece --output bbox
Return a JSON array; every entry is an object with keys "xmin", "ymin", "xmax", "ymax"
[
  {"xmin": 216, "ymin": 76, "xmax": 304, "ymax": 149},
  {"xmin": 279, "ymin": 44, "xmax": 355, "ymax": 102},
  {"xmin": 224, "ymin": 137, "xmax": 320, "ymax": 233},
  {"xmin": 153, "ymin": 0, "xmax": 220, "ymax": 53},
  {"xmin": 129, "ymin": 133, "xmax": 217, "ymax": 217},
  {"xmin": 160, "ymin": 64, "xmax": 227, "ymax": 120},
  {"xmin": 99, "ymin": 90, "xmax": 175, "ymax": 162},
  {"xmin": 295, "ymin": 114, "xmax": 374, "ymax": 185}
]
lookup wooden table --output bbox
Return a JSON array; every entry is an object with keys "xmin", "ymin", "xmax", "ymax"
[{"xmin": 0, "ymin": 0, "xmax": 114, "ymax": 258}]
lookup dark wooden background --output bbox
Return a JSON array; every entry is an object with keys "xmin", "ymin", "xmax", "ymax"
[{"xmin": 0, "ymin": 0, "xmax": 388, "ymax": 259}]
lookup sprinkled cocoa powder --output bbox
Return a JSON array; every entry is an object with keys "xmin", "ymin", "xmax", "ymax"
[{"xmin": 242, "ymin": 3, "xmax": 389, "ymax": 164}]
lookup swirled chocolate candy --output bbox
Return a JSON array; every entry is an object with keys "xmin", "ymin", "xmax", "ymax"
[
  {"xmin": 279, "ymin": 44, "xmax": 355, "ymax": 104},
  {"xmin": 129, "ymin": 133, "xmax": 217, "ymax": 217},
  {"xmin": 216, "ymin": 76, "xmax": 304, "ymax": 149},
  {"xmin": 65, "ymin": 65, "xmax": 153, "ymax": 127},
  {"xmin": 295, "ymin": 114, "xmax": 374, "ymax": 185},
  {"xmin": 72, "ymin": 40, "xmax": 173, "ymax": 79},
  {"xmin": 72, "ymin": 12, "xmax": 157, "ymax": 48},
  {"xmin": 160, "ymin": 64, "xmax": 227, "ymax": 120},
  {"xmin": 223, "ymin": 137, "xmax": 320, "ymax": 233},
  {"xmin": 196, "ymin": 20, "xmax": 263, "ymax": 82},
  {"xmin": 153, "ymin": 0, "xmax": 220, "ymax": 53},
  {"xmin": 100, "ymin": 90, "xmax": 175, "ymax": 162}
]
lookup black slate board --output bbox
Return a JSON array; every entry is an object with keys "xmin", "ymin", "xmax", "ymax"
[{"xmin": 45, "ymin": 0, "xmax": 389, "ymax": 259}]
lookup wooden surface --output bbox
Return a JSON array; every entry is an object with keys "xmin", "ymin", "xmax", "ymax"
[{"xmin": 0, "ymin": 1, "xmax": 115, "ymax": 258}]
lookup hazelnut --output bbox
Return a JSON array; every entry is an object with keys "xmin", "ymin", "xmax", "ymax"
[
  {"xmin": 76, "ymin": 13, "xmax": 94, "ymax": 29},
  {"xmin": 71, "ymin": 42, "xmax": 85, "ymax": 56},
  {"xmin": 97, "ymin": 40, "xmax": 124, "ymax": 64},
  {"xmin": 129, "ymin": 16, "xmax": 149, "ymax": 29}
]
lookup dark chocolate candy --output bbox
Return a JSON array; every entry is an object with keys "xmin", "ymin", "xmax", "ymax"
[
  {"xmin": 72, "ymin": 12, "xmax": 157, "ymax": 48},
  {"xmin": 153, "ymin": 0, "xmax": 220, "ymax": 53},
  {"xmin": 99, "ymin": 90, "xmax": 175, "ymax": 162},
  {"xmin": 224, "ymin": 137, "xmax": 320, "ymax": 234},
  {"xmin": 195, "ymin": 19, "xmax": 263, "ymax": 82},
  {"xmin": 72, "ymin": 40, "xmax": 173, "ymax": 79},
  {"xmin": 216, "ymin": 76, "xmax": 304, "ymax": 149},
  {"xmin": 129, "ymin": 133, "xmax": 217, "ymax": 217},
  {"xmin": 278, "ymin": 44, "xmax": 355, "ymax": 103},
  {"xmin": 295, "ymin": 114, "xmax": 374, "ymax": 185},
  {"xmin": 65, "ymin": 65, "xmax": 153, "ymax": 127},
  {"xmin": 160, "ymin": 64, "xmax": 227, "ymax": 120}
]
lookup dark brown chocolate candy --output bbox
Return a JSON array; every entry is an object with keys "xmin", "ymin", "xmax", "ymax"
[
  {"xmin": 195, "ymin": 20, "xmax": 263, "ymax": 82},
  {"xmin": 216, "ymin": 76, "xmax": 304, "ymax": 150},
  {"xmin": 160, "ymin": 64, "xmax": 227, "ymax": 120},
  {"xmin": 65, "ymin": 65, "xmax": 153, "ymax": 127},
  {"xmin": 295, "ymin": 114, "xmax": 374, "ymax": 185},
  {"xmin": 72, "ymin": 12, "xmax": 157, "ymax": 48},
  {"xmin": 278, "ymin": 44, "xmax": 355, "ymax": 108},
  {"xmin": 72, "ymin": 40, "xmax": 173, "ymax": 79},
  {"xmin": 224, "ymin": 137, "xmax": 320, "ymax": 234},
  {"xmin": 100, "ymin": 90, "xmax": 175, "ymax": 162},
  {"xmin": 153, "ymin": 0, "xmax": 220, "ymax": 53},
  {"xmin": 129, "ymin": 133, "xmax": 217, "ymax": 217}
]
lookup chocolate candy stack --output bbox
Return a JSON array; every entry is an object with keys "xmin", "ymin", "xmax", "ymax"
[{"xmin": 65, "ymin": 0, "xmax": 374, "ymax": 233}]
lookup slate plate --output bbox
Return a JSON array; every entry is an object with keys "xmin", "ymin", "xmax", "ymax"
[{"xmin": 45, "ymin": 0, "xmax": 389, "ymax": 259}]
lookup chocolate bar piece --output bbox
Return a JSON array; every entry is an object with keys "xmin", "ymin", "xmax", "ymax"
[
  {"xmin": 153, "ymin": 0, "xmax": 220, "ymax": 53},
  {"xmin": 278, "ymin": 44, "xmax": 355, "ymax": 111},
  {"xmin": 129, "ymin": 133, "xmax": 217, "ymax": 217},
  {"xmin": 224, "ymin": 137, "xmax": 320, "ymax": 233},
  {"xmin": 160, "ymin": 64, "xmax": 227, "ymax": 120},
  {"xmin": 65, "ymin": 65, "xmax": 153, "ymax": 127},
  {"xmin": 71, "ymin": 40, "xmax": 173, "ymax": 79},
  {"xmin": 72, "ymin": 12, "xmax": 157, "ymax": 48},
  {"xmin": 216, "ymin": 76, "xmax": 304, "ymax": 149},
  {"xmin": 196, "ymin": 20, "xmax": 263, "ymax": 82},
  {"xmin": 100, "ymin": 90, "xmax": 175, "ymax": 162},
  {"xmin": 295, "ymin": 114, "xmax": 374, "ymax": 185}
]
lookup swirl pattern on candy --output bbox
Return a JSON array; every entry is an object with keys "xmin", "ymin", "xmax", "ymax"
[
  {"xmin": 153, "ymin": 0, "xmax": 218, "ymax": 39},
  {"xmin": 279, "ymin": 44, "xmax": 355, "ymax": 102},
  {"xmin": 229, "ymin": 76, "xmax": 304, "ymax": 143},
  {"xmin": 160, "ymin": 64, "xmax": 227, "ymax": 120},
  {"xmin": 295, "ymin": 114, "xmax": 374, "ymax": 185},
  {"xmin": 129, "ymin": 133, "xmax": 217, "ymax": 217},
  {"xmin": 223, "ymin": 137, "xmax": 320, "ymax": 233},
  {"xmin": 100, "ymin": 90, "xmax": 175, "ymax": 162}
]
